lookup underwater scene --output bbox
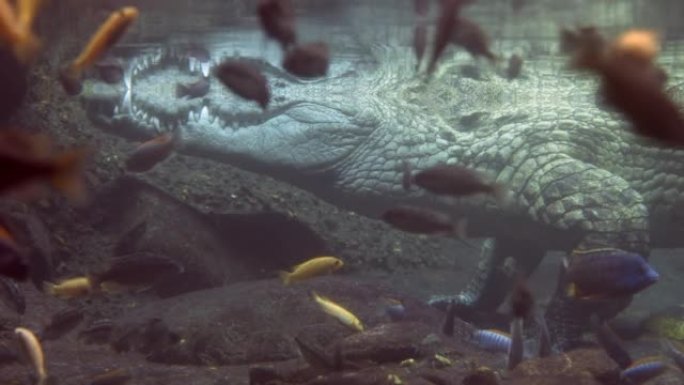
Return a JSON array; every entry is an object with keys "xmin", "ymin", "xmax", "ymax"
[{"xmin": 1, "ymin": 0, "xmax": 684, "ymax": 384}]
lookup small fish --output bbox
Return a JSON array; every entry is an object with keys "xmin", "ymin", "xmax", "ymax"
[
  {"xmin": 591, "ymin": 315, "xmax": 632, "ymax": 369},
  {"xmin": 257, "ymin": 0, "xmax": 296, "ymax": 49},
  {"xmin": 125, "ymin": 133, "xmax": 175, "ymax": 173},
  {"xmin": 381, "ymin": 205, "xmax": 467, "ymax": 238},
  {"xmin": 279, "ymin": 256, "xmax": 343, "ymax": 285},
  {"xmin": 413, "ymin": 22, "xmax": 427, "ymax": 71},
  {"xmin": 0, "ymin": 0, "xmax": 40, "ymax": 64},
  {"xmin": 471, "ymin": 329, "xmax": 511, "ymax": 353},
  {"xmin": 78, "ymin": 319, "xmax": 113, "ymax": 345},
  {"xmin": 40, "ymin": 307, "xmax": 84, "ymax": 341},
  {"xmin": 0, "ymin": 276, "xmax": 25, "ymax": 313},
  {"xmin": 426, "ymin": 0, "xmax": 463, "ymax": 75},
  {"xmin": 312, "ymin": 291, "xmax": 363, "ymax": 332},
  {"xmin": 506, "ymin": 54, "xmax": 523, "ymax": 79},
  {"xmin": 620, "ymin": 357, "xmax": 667, "ymax": 384},
  {"xmin": 94, "ymin": 57, "xmax": 124, "ymax": 84},
  {"xmin": 88, "ymin": 368, "xmax": 132, "ymax": 385},
  {"xmin": 450, "ymin": 17, "xmax": 496, "ymax": 63},
  {"xmin": 59, "ymin": 6, "xmax": 139, "ymax": 95},
  {"xmin": 176, "ymin": 78, "xmax": 210, "ymax": 99},
  {"xmin": 282, "ymin": 42, "xmax": 329, "ymax": 79},
  {"xmin": 92, "ymin": 252, "xmax": 184, "ymax": 290},
  {"xmin": 43, "ymin": 276, "xmax": 94, "ymax": 299},
  {"xmin": 0, "ymin": 225, "xmax": 28, "ymax": 281},
  {"xmin": 563, "ymin": 248, "xmax": 659, "ymax": 299},
  {"xmin": 410, "ymin": 164, "xmax": 505, "ymax": 203},
  {"xmin": 214, "ymin": 60, "xmax": 270, "ymax": 109},
  {"xmin": 0, "ymin": 130, "xmax": 88, "ymax": 202},
  {"xmin": 15, "ymin": 327, "xmax": 47, "ymax": 385}
]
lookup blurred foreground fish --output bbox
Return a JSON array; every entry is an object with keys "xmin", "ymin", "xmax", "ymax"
[
  {"xmin": 312, "ymin": 292, "xmax": 363, "ymax": 332},
  {"xmin": 381, "ymin": 205, "xmax": 467, "ymax": 238},
  {"xmin": 214, "ymin": 60, "xmax": 270, "ymax": 109},
  {"xmin": 0, "ymin": 276, "xmax": 25, "ymax": 313},
  {"xmin": 0, "ymin": 0, "xmax": 40, "ymax": 64},
  {"xmin": 40, "ymin": 307, "xmax": 84, "ymax": 341},
  {"xmin": 450, "ymin": 17, "xmax": 496, "ymax": 63},
  {"xmin": 125, "ymin": 133, "xmax": 176, "ymax": 173},
  {"xmin": 257, "ymin": 0, "xmax": 296, "ymax": 50},
  {"xmin": 591, "ymin": 315, "xmax": 632, "ymax": 369},
  {"xmin": 92, "ymin": 252, "xmax": 184, "ymax": 291},
  {"xmin": 43, "ymin": 276, "xmax": 93, "ymax": 299},
  {"xmin": 426, "ymin": 0, "xmax": 463, "ymax": 75},
  {"xmin": 59, "ymin": 6, "xmax": 139, "ymax": 96},
  {"xmin": 176, "ymin": 78, "xmax": 210, "ymax": 99},
  {"xmin": 15, "ymin": 327, "xmax": 48, "ymax": 385},
  {"xmin": 282, "ymin": 42, "xmax": 329, "ymax": 79},
  {"xmin": 0, "ymin": 130, "xmax": 88, "ymax": 202},
  {"xmin": 407, "ymin": 163, "xmax": 506, "ymax": 204},
  {"xmin": 620, "ymin": 357, "xmax": 667, "ymax": 384},
  {"xmin": 279, "ymin": 256, "xmax": 343, "ymax": 285},
  {"xmin": 0, "ymin": 224, "xmax": 29, "ymax": 281},
  {"xmin": 563, "ymin": 248, "xmax": 658, "ymax": 300},
  {"xmin": 87, "ymin": 368, "xmax": 132, "ymax": 385},
  {"xmin": 471, "ymin": 329, "xmax": 511, "ymax": 353}
]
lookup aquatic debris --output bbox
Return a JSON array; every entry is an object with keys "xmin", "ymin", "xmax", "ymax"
[
  {"xmin": 312, "ymin": 291, "xmax": 364, "ymax": 332},
  {"xmin": 506, "ymin": 54, "xmax": 523, "ymax": 79},
  {"xmin": 563, "ymin": 248, "xmax": 658, "ymax": 299},
  {"xmin": 0, "ymin": 0, "xmax": 41, "ymax": 64},
  {"xmin": 0, "ymin": 276, "xmax": 24, "ymax": 313},
  {"xmin": 125, "ymin": 133, "xmax": 175, "ymax": 173},
  {"xmin": 40, "ymin": 307, "xmax": 84, "ymax": 341},
  {"xmin": 59, "ymin": 6, "xmax": 139, "ymax": 96},
  {"xmin": 279, "ymin": 256, "xmax": 343, "ymax": 285},
  {"xmin": 15, "ymin": 326, "xmax": 48, "ymax": 385},
  {"xmin": 620, "ymin": 356, "xmax": 667, "ymax": 384},
  {"xmin": 92, "ymin": 252, "xmax": 184, "ymax": 291},
  {"xmin": 43, "ymin": 276, "xmax": 94, "ymax": 299},
  {"xmin": 591, "ymin": 315, "xmax": 632, "ymax": 369},
  {"xmin": 257, "ymin": 0, "xmax": 296, "ymax": 50},
  {"xmin": 471, "ymin": 329, "xmax": 511, "ymax": 353},
  {"xmin": 282, "ymin": 42, "xmax": 329, "ymax": 79},
  {"xmin": 176, "ymin": 78, "xmax": 210, "ymax": 99},
  {"xmin": 450, "ymin": 17, "xmax": 496, "ymax": 63},
  {"xmin": 0, "ymin": 129, "xmax": 88, "ymax": 202},
  {"xmin": 214, "ymin": 60, "xmax": 270, "ymax": 110},
  {"xmin": 87, "ymin": 368, "xmax": 132, "ymax": 385},
  {"xmin": 381, "ymin": 205, "xmax": 467, "ymax": 238}
]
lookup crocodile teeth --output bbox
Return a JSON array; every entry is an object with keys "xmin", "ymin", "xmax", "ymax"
[
  {"xmin": 188, "ymin": 111, "xmax": 195, "ymax": 122},
  {"xmin": 199, "ymin": 106, "xmax": 209, "ymax": 122},
  {"xmin": 152, "ymin": 117, "xmax": 161, "ymax": 131},
  {"xmin": 189, "ymin": 58, "xmax": 198, "ymax": 73},
  {"xmin": 113, "ymin": 105, "xmax": 120, "ymax": 115},
  {"xmin": 201, "ymin": 62, "xmax": 210, "ymax": 77}
]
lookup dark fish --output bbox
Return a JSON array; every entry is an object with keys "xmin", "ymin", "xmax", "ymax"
[
  {"xmin": 78, "ymin": 319, "xmax": 113, "ymax": 345},
  {"xmin": 411, "ymin": 164, "xmax": 504, "ymax": 202},
  {"xmin": 471, "ymin": 329, "xmax": 511, "ymax": 353},
  {"xmin": 506, "ymin": 54, "xmax": 523, "ymax": 79},
  {"xmin": 413, "ymin": 22, "xmax": 427, "ymax": 71},
  {"xmin": 591, "ymin": 315, "xmax": 632, "ymax": 369},
  {"xmin": 94, "ymin": 57, "xmax": 124, "ymax": 84},
  {"xmin": 257, "ymin": 0, "xmax": 296, "ymax": 49},
  {"xmin": 214, "ymin": 60, "xmax": 270, "ymax": 109},
  {"xmin": 536, "ymin": 314, "xmax": 551, "ymax": 358},
  {"xmin": 175, "ymin": 78, "xmax": 210, "ymax": 99},
  {"xmin": 282, "ymin": 42, "xmax": 329, "ymax": 79},
  {"xmin": 381, "ymin": 205, "xmax": 466, "ymax": 237},
  {"xmin": 442, "ymin": 300, "xmax": 457, "ymax": 337},
  {"xmin": 620, "ymin": 357, "xmax": 667, "ymax": 384},
  {"xmin": 426, "ymin": 0, "xmax": 463, "ymax": 75},
  {"xmin": 0, "ymin": 130, "xmax": 87, "ymax": 201},
  {"xmin": 563, "ymin": 248, "xmax": 658, "ymax": 299},
  {"xmin": 0, "ymin": 276, "xmax": 25, "ymax": 313},
  {"xmin": 294, "ymin": 337, "xmax": 336, "ymax": 370},
  {"xmin": 92, "ymin": 252, "xmax": 184, "ymax": 290},
  {"xmin": 450, "ymin": 17, "xmax": 496, "ymax": 63},
  {"xmin": 0, "ymin": 225, "xmax": 28, "ymax": 281},
  {"xmin": 125, "ymin": 133, "xmax": 175, "ymax": 173},
  {"xmin": 663, "ymin": 340, "xmax": 684, "ymax": 372},
  {"xmin": 87, "ymin": 368, "xmax": 132, "ymax": 385},
  {"xmin": 40, "ymin": 307, "xmax": 84, "ymax": 341}
]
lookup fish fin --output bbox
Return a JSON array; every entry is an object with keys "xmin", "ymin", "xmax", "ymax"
[
  {"xmin": 278, "ymin": 271, "xmax": 291, "ymax": 285},
  {"xmin": 175, "ymin": 84, "xmax": 186, "ymax": 98},
  {"xmin": 58, "ymin": 65, "xmax": 83, "ymax": 96},
  {"xmin": 51, "ymin": 148, "xmax": 89, "ymax": 204}
]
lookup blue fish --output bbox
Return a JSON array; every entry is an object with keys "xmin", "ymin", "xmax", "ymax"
[
  {"xmin": 620, "ymin": 357, "xmax": 667, "ymax": 384},
  {"xmin": 472, "ymin": 329, "xmax": 511, "ymax": 353},
  {"xmin": 563, "ymin": 248, "xmax": 659, "ymax": 299}
]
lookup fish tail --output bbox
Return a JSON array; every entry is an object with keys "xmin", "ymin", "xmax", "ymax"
[
  {"xmin": 175, "ymin": 84, "xmax": 187, "ymax": 98},
  {"xmin": 50, "ymin": 148, "xmax": 89, "ymax": 203},
  {"xmin": 278, "ymin": 271, "xmax": 291, "ymax": 285},
  {"xmin": 13, "ymin": 30, "xmax": 40, "ymax": 65}
]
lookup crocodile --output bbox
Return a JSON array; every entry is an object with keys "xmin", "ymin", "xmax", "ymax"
[{"xmin": 79, "ymin": 29, "xmax": 684, "ymax": 350}]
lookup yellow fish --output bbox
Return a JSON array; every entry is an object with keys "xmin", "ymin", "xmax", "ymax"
[
  {"xmin": 312, "ymin": 292, "xmax": 363, "ymax": 332},
  {"xmin": 17, "ymin": 0, "xmax": 42, "ymax": 32},
  {"xmin": 43, "ymin": 276, "xmax": 93, "ymax": 299},
  {"xmin": 59, "ymin": 6, "xmax": 139, "ymax": 95},
  {"xmin": 279, "ymin": 256, "xmax": 343, "ymax": 285},
  {"xmin": 15, "ymin": 327, "xmax": 47, "ymax": 385},
  {"xmin": 0, "ymin": 0, "xmax": 40, "ymax": 63}
]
